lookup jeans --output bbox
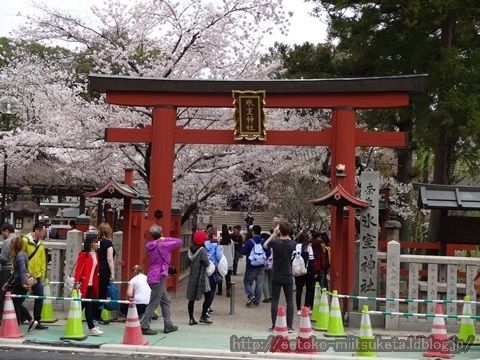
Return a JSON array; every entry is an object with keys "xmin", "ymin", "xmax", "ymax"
[
  {"xmin": 140, "ymin": 282, "xmax": 173, "ymax": 330},
  {"xmin": 317, "ymin": 270, "xmax": 329, "ymax": 291},
  {"xmin": 12, "ymin": 284, "xmax": 32, "ymax": 324},
  {"xmin": 233, "ymin": 250, "xmax": 241, "ymax": 274},
  {"xmin": 263, "ymin": 269, "xmax": 272, "ymax": 300},
  {"xmin": 31, "ymin": 278, "xmax": 44, "ymax": 322},
  {"xmin": 271, "ymin": 278, "xmax": 294, "ymax": 329},
  {"xmin": 243, "ymin": 267, "xmax": 264, "ymax": 302},
  {"xmin": 202, "ymin": 275, "xmax": 217, "ymax": 316},
  {"xmin": 218, "ymin": 270, "xmax": 232, "ymax": 294}
]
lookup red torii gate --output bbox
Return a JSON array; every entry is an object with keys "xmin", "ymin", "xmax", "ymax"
[{"xmin": 89, "ymin": 74, "xmax": 426, "ymax": 296}]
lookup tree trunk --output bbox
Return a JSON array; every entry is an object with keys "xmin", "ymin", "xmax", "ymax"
[
  {"xmin": 429, "ymin": 12, "xmax": 455, "ymax": 245},
  {"xmin": 396, "ymin": 121, "xmax": 413, "ymax": 242}
]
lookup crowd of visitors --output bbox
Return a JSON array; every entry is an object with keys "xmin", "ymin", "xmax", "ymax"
[{"xmin": 0, "ymin": 214, "xmax": 331, "ymax": 336}]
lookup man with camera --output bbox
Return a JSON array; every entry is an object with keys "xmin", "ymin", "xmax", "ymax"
[{"xmin": 140, "ymin": 225, "xmax": 182, "ymax": 335}]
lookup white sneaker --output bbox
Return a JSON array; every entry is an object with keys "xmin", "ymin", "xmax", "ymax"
[{"xmin": 89, "ymin": 327, "xmax": 103, "ymax": 336}]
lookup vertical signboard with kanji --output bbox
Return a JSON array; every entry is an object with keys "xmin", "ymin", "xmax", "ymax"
[
  {"xmin": 233, "ymin": 90, "xmax": 266, "ymax": 141},
  {"xmin": 359, "ymin": 171, "xmax": 379, "ymax": 310}
]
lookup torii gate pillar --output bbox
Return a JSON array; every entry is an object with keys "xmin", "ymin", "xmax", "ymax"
[{"xmin": 330, "ymin": 108, "xmax": 357, "ymax": 296}]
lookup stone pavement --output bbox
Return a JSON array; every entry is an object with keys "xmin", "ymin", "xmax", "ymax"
[{"xmin": 1, "ymin": 257, "xmax": 480, "ymax": 359}]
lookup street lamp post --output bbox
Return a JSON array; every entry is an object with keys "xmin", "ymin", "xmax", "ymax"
[{"xmin": 0, "ymin": 95, "xmax": 20, "ymax": 224}]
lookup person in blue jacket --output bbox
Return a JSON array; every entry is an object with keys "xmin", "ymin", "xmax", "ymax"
[
  {"xmin": 241, "ymin": 225, "xmax": 271, "ymax": 307},
  {"xmin": 203, "ymin": 225, "xmax": 223, "ymax": 321}
]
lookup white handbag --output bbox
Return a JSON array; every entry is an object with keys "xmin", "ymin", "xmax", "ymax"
[
  {"xmin": 217, "ymin": 255, "xmax": 228, "ymax": 277},
  {"xmin": 206, "ymin": 260, "xmax": 215, "ymax": 276}
]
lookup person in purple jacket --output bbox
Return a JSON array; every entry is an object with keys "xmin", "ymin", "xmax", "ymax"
[{"xmin": 140, "ymin": 225, "xmax": 182, "ymax": 335}]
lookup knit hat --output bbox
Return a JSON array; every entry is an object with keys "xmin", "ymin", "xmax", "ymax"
[{"xmin": 193, "ymin": 231, "xmax": 207, "ymax": 246}]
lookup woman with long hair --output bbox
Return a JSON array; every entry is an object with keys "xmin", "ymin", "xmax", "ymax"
[
  {"xmin": 2, "ymin": 237, "xmax": 37, "ymax": 332},
  {"xmin": 74, "ymin": 237, "xmax": 103, "ymax": 335},
  {"xmin": 293, "ymin": 230, "xmax": 315, "ymax": 315},
  {"xmin": 219, "ymin": 224, "xmax": 234, "ymax": 297},
  {"xmin": 96, "ymin": 223, "xmax": 116, "ymax": 322}
]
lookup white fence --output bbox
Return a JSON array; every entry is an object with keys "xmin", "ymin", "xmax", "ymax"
[{"xmin": 379, "ymin": 221, "xmax": 480, "ymax": 329}]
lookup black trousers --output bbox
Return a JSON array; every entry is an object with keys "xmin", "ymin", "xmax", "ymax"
[
  {"xmin": 270, "ymin": 278, "xmax": 294, "ymax": 329},
  {"xmin": 120, "ymin": 303, "xmax": 147, "ymax": 319},
  {"xmin": 294, "ymin": 274, "xmax": 315, "ymax": 310},
  {"xmin": 96, "ymin": 271, "xmax": 110, "ymax": 320},
  {"xmin": 0, "ymin": 268, "xmax": 12, "ymax": 315}
]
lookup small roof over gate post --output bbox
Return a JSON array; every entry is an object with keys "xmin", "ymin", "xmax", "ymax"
[
  {"xmin": 84, "ymin": 178, "xmax": 150, "ymax": 200},
  {"xmin": 308, "ymin": 184, "xmax": 369, "ymax": 208}
]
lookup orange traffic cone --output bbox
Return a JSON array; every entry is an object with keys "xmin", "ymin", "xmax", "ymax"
[
  {"xmin": 270, "ymin": 305, "xmax": 291, "ymax": 353},
  {"xmin": 296, "ymin": 306, "xmax": 318, "ymax": 354},
  {"xmin": 0, "ymin": 292, "xmax": 23, "ymax": 338},
  {"xmin": 122, "ymin": 298, "xmax": 149, "ymax": 346},
  {"xmin": 423, "ymin": 304, "xmax": 452, "ymax": 359}
]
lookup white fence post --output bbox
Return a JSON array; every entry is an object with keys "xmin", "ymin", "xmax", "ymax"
[
  {"xmin": 64, "ymin": 230, "xmax": 83, "ymax": 301},
  {"xmin": 385, "ymin": 220, "xmax": 401, "ymax": 330}
]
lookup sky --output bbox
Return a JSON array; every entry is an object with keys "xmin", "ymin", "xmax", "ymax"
[{"xmin": 0, "ymin": 0, "xmax": 328, "ymax": 46}]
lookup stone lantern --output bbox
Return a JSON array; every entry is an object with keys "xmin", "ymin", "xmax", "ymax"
[{"xmin": 4, "ymin": 186, "xmax": 44, "ymax": 234}]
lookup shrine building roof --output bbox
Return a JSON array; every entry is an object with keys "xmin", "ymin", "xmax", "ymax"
[
  {"xmin": 84, "ymin": 178, "xmax": 150, "ymax": 200},
  {"xmin": 414, "ymin": 182, "xmax": 480, "ymax": 211},
  {"xmin": 89, "ymin": 74, "xmax": 427, "ymax": 95}
]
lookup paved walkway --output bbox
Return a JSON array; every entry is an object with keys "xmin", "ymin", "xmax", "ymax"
[{"xmin": 1, "ymin": 257, "xmax": 480, "ymax": 359}]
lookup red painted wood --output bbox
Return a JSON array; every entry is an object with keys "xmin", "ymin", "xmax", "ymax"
[
  {"xmin": 149, "ymin": 107, "xmax": 176, "ymax": 228},
  {"xmin": 174, "ymin": 128, "xmax": 333, "ymax": 145},
  {"xmin": 106, "ymin": 92, "xmax": 410, "ymax": 109},
  {"xmin": 329, "ymin": 109, "xmax": 357, "ymax": 297},
  {"xmin": 105, "ymin": 126, "xmax": 152, "ymax": 143}
]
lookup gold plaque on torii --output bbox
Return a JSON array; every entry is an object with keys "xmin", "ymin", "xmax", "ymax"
[{"xmin": 233, "ymin": 90, "xmax": 266, "ymax": 141}]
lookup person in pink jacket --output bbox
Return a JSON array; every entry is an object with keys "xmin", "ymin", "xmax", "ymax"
[{"xmin": 140, "ymin": 225, "xmax": 182, "ymax": 335}]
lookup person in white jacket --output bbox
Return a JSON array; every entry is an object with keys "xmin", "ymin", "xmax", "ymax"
[{"xmin": 219, "ymin": 224, "xmax": 235, "ymax": 297}]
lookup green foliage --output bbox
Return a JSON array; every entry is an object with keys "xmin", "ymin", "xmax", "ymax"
[{"xmin": 306, "ymin": 0, "xmax": 480, "ymax": 184}]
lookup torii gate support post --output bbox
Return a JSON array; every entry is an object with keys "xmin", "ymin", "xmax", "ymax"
[
  {"xmin": 330, "ymin": 108, "xmax": 356, "ymax": 297},
  {"xmin": 148, "ymin": 106, "xmax": 180, "ymax": 290}
]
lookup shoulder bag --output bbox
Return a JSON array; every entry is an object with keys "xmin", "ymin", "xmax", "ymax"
[{"xmin": 155, "ymin": 246, "xmax": 177, "ymax": 276}]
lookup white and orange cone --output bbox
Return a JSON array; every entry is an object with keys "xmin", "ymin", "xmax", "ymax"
[
  {"xmin": 423, "ymin": 303, "xmax": 452, "ymax": 359},
  {"xmin": 0, "ymin": 292, "xmax": 24, "ymax": 338},
  {"xmin": 295, "ymin": 306, "xmax": 318, "ymax": 354},
  {"xmin": 270, "ymin": 305, "xmax": 291, "ymax": 353},
  {"xmin": 122, "ymin": 298, "xmax": 149, "ymax": 346}
]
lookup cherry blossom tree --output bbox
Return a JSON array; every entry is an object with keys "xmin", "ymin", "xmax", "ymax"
[{"xmin": 1, "ymin": 0, "xmax": 331, "ymax": 222}]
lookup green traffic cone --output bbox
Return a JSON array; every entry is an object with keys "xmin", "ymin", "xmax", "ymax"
[
  {"xmin": 458, "ymin": 295, "xmax": 478, "ymax": 344},
  {"xmin": 40, "ymin": 279, "xmax": 58, "ymax": 323},
  {"xmin": 311, "ymin": 282, "xmax": 321, "ymax": 322},
  {"xmin": 313, "ymin": 288, "xmax": 329, "ymax": 331},
  {"xmin": 357, "ymin": 305, "xmax": 377, "ymax": 357},
  {"xmin": 325, "ymin": 290, "xmax": 345, "ymax": 337},
  {"xmin": 60, "ymin": 289, "xmax": 87, "ymax": 341}
]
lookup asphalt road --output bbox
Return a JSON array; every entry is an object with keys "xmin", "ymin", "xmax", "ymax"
[
  {"xmin": 0, "ymin": 348, "xmax": 247, "ymax": 360},
  {"xmin": 0, "ymin": 349, "xmax": 158, "ymax": 360}
]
